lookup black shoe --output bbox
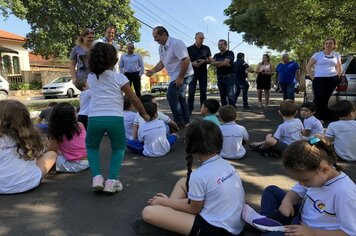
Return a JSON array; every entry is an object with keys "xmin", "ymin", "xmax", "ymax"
[{"xmin": 243, "ymin": 105, "xmax": 251, "ymax": 109}]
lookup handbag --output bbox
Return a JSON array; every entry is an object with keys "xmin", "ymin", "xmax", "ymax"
[{"xmin": 336, "ymin": 75, "xmax": 348, "ymax": 92}]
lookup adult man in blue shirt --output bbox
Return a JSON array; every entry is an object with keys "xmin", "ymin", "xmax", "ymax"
[{"xmin": 276, "ymin": 53, "xmax": 300, "ymax": 100}]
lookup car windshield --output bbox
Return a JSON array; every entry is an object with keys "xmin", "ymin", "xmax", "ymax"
[{"xmin": 52, "ymin": 77, "xmax": 71, "ymax": 83}]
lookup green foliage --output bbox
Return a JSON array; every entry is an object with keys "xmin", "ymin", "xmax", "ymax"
[
  {"xmin": 29, "ymin": 80, "xmax": 42, "ymax": 90},
  {"xmin": 1, "ymin": 0, "xmax": 140, "ymax": 60},
  {"xmin": 208, "ymin": 66, "xmax": 217, "ymax": 83},
  {"xmin": 27, "ymin": 100, "xmax": 80, "ymax": 111},
  {"xmin": 224, "ymin": 0, "xmax": 356, "ymax": 60},
  {"xmin": 9, "ymin": 81, "xmax": 42, "ymax": 90}
]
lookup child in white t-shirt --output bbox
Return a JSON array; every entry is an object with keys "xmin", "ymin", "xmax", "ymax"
[
  {"xmin": 48, "ymin": 102, "xmax": 89, "ymax": 172},
  {"xmin": 0, "ymin": 100, "xmax": 57, "ymax": 194},
  {"xmin": 77, "ymin": 79, "xmax": 90, "ymax": 130},
  {"xmin": 219, "ymin": 105, "xmax": 249, "ymax": 159},
  {"xmin": 249, "ymin": 100, "xmax": 303, "ymax": 157},
  {"xmin": 123, "ymin": 96, "xmax": 137, "ymax": 140},
  {"xmin": 141, "ymin": 120, "xmax": 245, "ymax": 236},
  {"xmin": 127, "ymin": 102, "xmax": 177, "ymax": 157},
  {"xmin": 325, "ymin": 100, "xmax": 356, "ymax": 161},
  {"xmin": 132, "ymin": 94, "xmax": 179, "ymax": 140},
  {"xmin": 300, "ymin": 102, "xmax": 324, "ymax": 137},
  {"xmin": 242, "ymin": 137, "xmax": 356, "ymax": 235}
]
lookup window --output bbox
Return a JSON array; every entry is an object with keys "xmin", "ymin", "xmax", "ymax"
[
  {"xmin": 13, "ymin": 56, "xmax": 21, "ymax": 74},
  {"xmin": 3, "ymin": 55, "xmax": 12, "ymax": 74}
]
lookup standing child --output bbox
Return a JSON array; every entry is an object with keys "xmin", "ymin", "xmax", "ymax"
[
  {"xmin": 300, "ymin": 102, "xmax": 324, "ymax": 137},
  {"xmin": 86, "ymin": 42, "xmax": 149, "ymax": 193},
  {"xmin": 127, "ymin": 102, "xmax": 178, "ymax": 157},
  {"xmin": 201, "ymin": 98, "xmax": 221, "ymax": 126},
  {"xmin": 0, "ymin": 100, "xmax": 57, "ymax": 194},
  {"xmin": 325, "ymin": 100, "xmax": 356, "ymax": 161},
  {"xmin": 242, "ymin": 137, "xmax": 356, "ymax": 235},
  {"xmin": 249, "ymin": 100, "xmax": 303, "ymax": 157},
  {"xmin": 76, "ymin": 79, "xmax": 90, "ymax": 130},
  {"xmin": 124, "ymin": 96, "xmax": 137, "ymax": 140},
  {"xmin": 219, "ymin": 105, "xmax": 249, "ymax": 159},
  {"xmin": 142, "ymin": 120, "xmax": 245, "ymax": 236},
  {"xmin": 48, "ymin": 102, "xmax": 89, "ymax": 172}
]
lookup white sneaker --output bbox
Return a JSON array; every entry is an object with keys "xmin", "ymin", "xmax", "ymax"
[
  {"xmin": 103, "ymin": 179, "xmax": 123, "ymax": 193},
  {"xmin": 92, "ymin": 175, "xmax": 104, "ymax": 192}
]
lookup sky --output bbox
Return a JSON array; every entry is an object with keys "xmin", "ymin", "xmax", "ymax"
[{"xmin": 0, "ymin": 0, "xmax": 271, "ymax": 65}]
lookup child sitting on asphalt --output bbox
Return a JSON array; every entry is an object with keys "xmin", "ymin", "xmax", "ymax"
[
  {"xmin": 219, "ymin": 105, "xmax": 249, "ymax": 159},
  {"xmin": 242, "ymin": 137, "xmax": 356, "ymax": 235},
  {"xmin": 34, "ymin": 102, "xmax": 58, "ymax": 133},
  {"xmin": 76, "ymin": 79, "xmax": 90, "ymax": 130},
  {"xmin": 325, "ymin": 100, "xmax": 356, "ymax": 161},
  {"xmin": 249, "ymin": 100, "xmax": 303, "ymax": 157},
  {"xmin": 0, "ymin": 100, "xmax": 57, "ymax": 194},
  {"xmin": 132, "ymin": 94, "xmax": 178, "ymax": 140},
  {"xmin": 127, "ymin": 102, "xmax": 178, "ymax": 157},
  {"xmin": 48, "ymin": 102, "xmax": 89, "ymax": 172},
  {"xmin": 123, "ymin": 96, "xmax": 137, "ymax": 140},
  {"xmin": 201, "ymin": 98, "xmax": 220, "ymax": 126},
  {"xmin": 300, "ymin": 102, "xmax": 324, "ymax": 137}
]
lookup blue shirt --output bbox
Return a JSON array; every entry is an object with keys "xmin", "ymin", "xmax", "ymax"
[
  {"xmin": 276, "ymin": 61, "xmax": 299, "ymax": 83},
  {"xmin": 203, "ymin": 114, "xmax": 221, "ymax": 126}
]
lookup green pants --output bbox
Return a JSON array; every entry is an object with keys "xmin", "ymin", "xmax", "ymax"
[{"xmin": 86, "ymin": 116, "xmax": 126, "ymax": 179}]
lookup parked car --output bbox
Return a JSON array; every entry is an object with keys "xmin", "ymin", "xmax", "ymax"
[
  {"xmin": 0, "ymin": 75, "xmax": 9, "ymax": 100},
  {"xmin": 150, "ymin": 82, "xmax": 169, "ymax": 93},
  {"xmin": 41, "ymin": 76, "xmax": 81, "ymax": 99}
]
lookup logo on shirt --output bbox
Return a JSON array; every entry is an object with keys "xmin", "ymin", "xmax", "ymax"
[{"xmin": 216, "ymin": 170, "xmax": 236, "ymax": 185}]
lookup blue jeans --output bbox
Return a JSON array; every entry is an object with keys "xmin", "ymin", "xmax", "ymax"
[
  {"xmin": 234, "ymin": 80, "xmax": 249, "ymax": 106},
  {"xmin": 188, "ymin": 73, "xmax": 208, "ymax": 114},
  {"xmin": 126, "ymin": 134, "xmax": 178, "ymax": 156},
  {"xmin": 217, "ymin": 74, "xmax": 235, "ymax": 106},
  {"xmin": 167, "ymin": 76, "xmax": 192, "ymax": 126},
  {"xmin": 279, "ymin": 82, "xmax": 295, "ymax": 100}
]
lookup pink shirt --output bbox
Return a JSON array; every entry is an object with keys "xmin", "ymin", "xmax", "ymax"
[{"xmin": 59, "ymin": 123, "xmax": 87, "ymax": 161}]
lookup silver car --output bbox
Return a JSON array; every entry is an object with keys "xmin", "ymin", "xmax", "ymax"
[
  {"xmin": 41, "ymin": 76, "xmax": 81, "ymax": 99},
  {"xmin": 0, "ymin": 75, "xmax": 9, "ymax": 100}
]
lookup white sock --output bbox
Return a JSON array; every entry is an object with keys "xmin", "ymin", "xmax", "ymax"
[{"xmin": 242, "ymin": 204, "xmax": 265, "ymax": 226}]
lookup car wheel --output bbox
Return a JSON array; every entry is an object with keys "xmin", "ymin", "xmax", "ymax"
[
  {"xmin": 0, "ymin": 91, "xmax": 7, "ymax": 100},
  {"xmin": 67, "ymin": 89, "xmax": 74, "ymax": 98}
]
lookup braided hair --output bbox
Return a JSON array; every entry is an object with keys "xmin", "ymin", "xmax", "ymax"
[{"xmin": 184, "ymin": 120, "xmax": 223, "ymax": 203}]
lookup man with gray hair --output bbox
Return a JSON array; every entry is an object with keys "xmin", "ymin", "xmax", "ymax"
[
  {"xmin": 119, "ymin": 43, "xmax": 144, "ymax": 97},
  {"xmin": 276, "ymin": 53, "xmax": 300, "ymax": 100}
]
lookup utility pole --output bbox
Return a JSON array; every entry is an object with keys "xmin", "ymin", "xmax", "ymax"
[{"xmin": 227, "ymin": 31, "xmax": 230, "ymax": 50}]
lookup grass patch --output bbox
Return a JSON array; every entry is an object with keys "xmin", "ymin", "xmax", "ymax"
[{"xmin": 27, "ymin": 100, "xmax": 80, "ymax": 111}]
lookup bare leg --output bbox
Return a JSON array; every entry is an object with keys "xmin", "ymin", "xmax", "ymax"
[
  {"xmin": 257, "ymin": 89, "xmax": 263, "ymax": 107},
  {"xmin": 170, "ymin": 178, "xmax": 187, "ymax": 199},
  {"xmin": 36, "ymin": 151, "xmax": 57, "ymax": 177},
  {"xmin": 265, "ymin": 90, "xmax": 270, "ymax": 107},
  {"xmin": 142, "ymin": 205, "xmax": 195, "ymax": 236}
]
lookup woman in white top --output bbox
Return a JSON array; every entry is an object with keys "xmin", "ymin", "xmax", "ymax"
[
  {"xmin": 306, "ymin": 37, "xmax": 342, "ymax": 123},
  {"xmin": 256, "ymin": 54, "xmax": 274, "ymax": 107}
]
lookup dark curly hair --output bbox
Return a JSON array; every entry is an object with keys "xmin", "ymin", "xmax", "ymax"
[
  {"xmin": 89, "ymin": 42, "xmax": 118, "ymax": 79},
  {"xmin": 48, "ymin": 102, "xmax": 81, "ymax": 142}
]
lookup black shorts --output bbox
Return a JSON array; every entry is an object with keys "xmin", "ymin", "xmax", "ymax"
[
  {"xmin": 273, "ymin": 139, "xmax": 288, "ymax": 153},
  {"xmin": 189, "ymin": 214, "xmax": 235, "ymax": 236}
]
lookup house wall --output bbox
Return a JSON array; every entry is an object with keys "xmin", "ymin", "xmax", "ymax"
[{"xmin": 0, "ymin": 40, "xmax": 30, "ymax": 71}]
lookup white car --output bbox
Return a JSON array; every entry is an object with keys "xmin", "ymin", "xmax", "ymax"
[
  {"xmin": 41, "ymin": 76, "xmax": 81, "ymax": 99},
  {"xmin": 0, "ymin": 75, "xmax": 9, "ymax": 100}
]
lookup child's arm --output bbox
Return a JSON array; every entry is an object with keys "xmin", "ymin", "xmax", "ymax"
[
  {"xmin": 285, "ymin": 225, "xmax": 348, "ymax": 236},
  {"xmin": 279, "ymin": 190, "xmax": 302, "ymax": 217},
  {"xmin": 47, "ymin": 138, "xmax": 59, "ymax": 152},
  {"xmin": 168, "ymin": 120, "xmax": 179, "ymax": 132},
  {"xmin": 122, "ymin": 84, "xmax": 150, "ymax": 121},
  {"xmin": 132, "ymin": 124, "xmax": 139, "ymax": 140},
  {"xmin": 33, "ymin": 117, "xmax": 43, "ymax": 125},
  {"xmin": 149, "ymin": 194, "xmax": 203, "ymax": 215},
  {"xmin": 301, "ymin": 129, "xmax": 311, "ymax": 137}
]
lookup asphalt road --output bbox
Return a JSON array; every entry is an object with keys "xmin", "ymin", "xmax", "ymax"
[{"xmin": 1, "ymin": 91, "xmax": 355, "ymax": 236}]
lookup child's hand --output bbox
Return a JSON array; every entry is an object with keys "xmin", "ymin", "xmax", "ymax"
[
  {"xmin": 147, "ymin": 193, "xmax": 168, "ymax": 205},
  {"xmin": 279, "ymin": 198, "xmax": 295, "ymax": 217},
  {"xmin": 142, "ymin": 114, "xmax": 151, "ymax": 121},
  {"xmin": 284, "ymin": 224, "xmax": 314, "ymax": 236}
]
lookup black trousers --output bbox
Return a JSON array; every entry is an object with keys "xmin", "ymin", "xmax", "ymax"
[{"xmin": 125, "ymin": 71, "xmax": 141, "ymax": 97}]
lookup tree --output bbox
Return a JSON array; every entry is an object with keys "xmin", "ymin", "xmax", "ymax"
[
  {"xmin": 0, "ymin": 0, "xmax": 141, "ymax": 60},
  {"xmin": 224, "ymin": 0, "xmax": 356, "ymax": 61}
]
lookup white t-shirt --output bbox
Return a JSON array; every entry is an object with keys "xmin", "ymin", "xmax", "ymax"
[
  {"xmin": 274, "ymin": 118, "xmax": 303, "ymax": 145},
  {"xmin": 159, "ymin": 36, "xmax": 194, "ymax": 82},
  {"xmin": 133, "ymin": 111, "xmax": 171, "ymax": 127},
  {"xmin": 124, "ymin": 110, "xmax": 137, "ymax": 140},
  {"xmin": 219, "ymin": 122, "xmax": 249, "ymax": 159},
  {"xmin": 138, "ymin": 119, "xmax": 170, "ymax": 157},
  {"xmin": 78, "ymin": 89, "xmax": 91, "ymax": 116},
  {"xmin": 87, "ymin": 70, "xmax": 129, "ymax": 117},
  {"xmin": 0, "ymin": 135, "xmax": 42, "ymax": 194},
  {"xmin": 311, "ymin": 51, "xmax": 340, "ymax": 77},
  {"xmin": 325, "ymin": 120, "xmax": 356, "ymax": 161},
  {"xmin": 188, "ymin": 155, "xmax": 245, "ymax": 235},
  {"xmin": 291, "ymin": 172, "xmax": 356, "ymax": 235},
  {"xmin": 303, "ymin": 115, "xmax": 324, "ymax": 136}
]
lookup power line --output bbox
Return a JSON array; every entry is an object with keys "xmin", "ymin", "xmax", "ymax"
[{"xmin": 133, "ymin": 16, "xmax": 153, "ymax": 29}]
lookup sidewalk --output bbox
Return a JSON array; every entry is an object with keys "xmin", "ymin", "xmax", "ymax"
[{"xmin": 1, "ymin": 91, "xmax": 355, "ymax": 236}]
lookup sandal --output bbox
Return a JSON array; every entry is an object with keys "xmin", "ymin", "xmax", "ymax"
[{"xmin": 248, "ymin": 143, "xmax": 264, "ymax": 152}]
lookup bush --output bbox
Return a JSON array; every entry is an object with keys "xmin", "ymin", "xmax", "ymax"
[
  {"xmin": 9, "ymin": 82, "xmax": 21, "ymax": 90},
  {"xmin": 29, "ymin": 80, "xmax": 42, "ymax": 90},
  {"xmin": 9, "ymin": 81, "xmax": 42, "ymax": 90}
]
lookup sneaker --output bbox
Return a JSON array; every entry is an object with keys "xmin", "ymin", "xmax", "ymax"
[
  {"xmin": 103, "ymin": 179, "xmax": 123, "ymax": 193},
  {"xmin": 252, "ymin": 217, "xmax": 285, "ymax": 232},
  {"xmin": 92, "ymin": 175, "xmax": 104, "ymax": 192}
]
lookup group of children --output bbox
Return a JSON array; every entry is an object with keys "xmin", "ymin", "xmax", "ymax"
[{"xmin": 0, "ymin": 42, "xmax": 355, "ymax": 235}]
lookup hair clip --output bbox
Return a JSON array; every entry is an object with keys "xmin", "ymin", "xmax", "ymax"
[{"xmin": 309, "ymin": 136, "xmax": 320, "ymax": 145}]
